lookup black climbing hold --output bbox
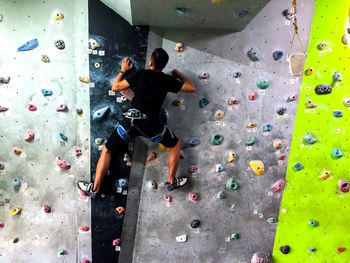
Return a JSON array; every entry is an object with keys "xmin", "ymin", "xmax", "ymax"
[
  {"xmin": 199, "ymin": 97, "xmax": 209, "ymax": 108},
  {"xmin": 190, "ymin": 220, "xmax": 200, "ymax": 228},
  {"xmin": 276, "ymin": 107, "xmax": 287, "ymax": 115},
  {"xmin": 54, "ymin": 39, "xmax": 65, "ymax": 50},
  {"xmin": 280, "ymin": 245, "xmax": 290, "ymax": 254},
  {"xmin": 315, "ymin": 84, "xmax": 332, "ymax": 95},
  {"xmin": 273, "ymin": 51, "xmax": 283, "ymax": 61}
]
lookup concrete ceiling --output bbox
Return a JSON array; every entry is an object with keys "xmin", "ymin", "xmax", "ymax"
[{"xmin": 99, "ymin": 0, "xmax": 271, "ymax": 31}]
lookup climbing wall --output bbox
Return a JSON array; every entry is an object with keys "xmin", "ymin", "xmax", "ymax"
[
  {"xmin": 0, "ymin": 1, "xmax": 91, "ymax": 262},
  {"xmin": 130, "ymin": 0, "xmax": 315, "ymax": 262},
  {"xmin": 272, "ymin": 0, "xmax": 350, "ymax": 262}
]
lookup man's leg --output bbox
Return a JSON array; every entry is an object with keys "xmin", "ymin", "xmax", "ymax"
[
  {"xmin": 167, "ymin": 140, "xmax": 181, "ymax": 184},
  {"xmin": 93, "ymin": 145, "xmax": 111, "ymax": 192}
]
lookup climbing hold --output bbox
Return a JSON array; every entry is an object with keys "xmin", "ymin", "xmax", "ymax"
[
  {"xmin": 57, "ymin": 249, "xmax": 67, "ymax": 256},
  {"xmin": 56, "ymin": 103, "xmax": 68, "ymax": 112},
  {"xmin": 79, "ymin": 76, "xmax": 90, "ymax": 84},
  {"xmin": 267, "ymin": 217, "xmax": 277, "ymax": 224},
  {"xmin": 233, "ymin": 10, "xmax": 248, "ymax": 18},
  {"xmin": 210, "ymin": 134, "xmax": 224, "ymax": 145},
  {"xmin": 89, "ymin": 39, "xmax": 100, "ymax": 50},
  {"xmin": 315, "ymin": 84, "xmax": 332, "ymax": 95},
  {"xmin": 249, "ymin": 160, "xmax": 265, "ymax": 175},
  {"xmin": 287, "ymin": 95, "xmax": 298, "ymax": 102},
  {"xmin": 0, "ymin": 222, "xmax": 4, "ymax": 228},
  {"xmin": 199, "ymin": 72, "xmax": 209, "ymax": 79},
  {"xmin": 9, "ymin": 207, "xmax": 21, "ymax": 216},
  {"xmin": 79, "ymin": 226, "xmax": 90, "ymax": 232},
  {"xmin": 12, "ymin": 177, "xmax": 21, "ymax": 190},
  {"xmin": 280, "ymin": 245, "xmax": 290, "ymax": 254},
  {"xmin": 308, "ymin": 247, "xmax": 317, "ymax": 253},
  {"xmin": 199, "ymin": 97, "xmax": 209, "ymax": 108},
  {"xmin": 43, "ymin": 205, "xmax": 51, "ymax": 213},
  {"xmin": 187, "ymin": 165, "xmax": 198, "ymax": 174},
  {"xmin": 318, "ymin": 169, "xmax": 331, "ymax": 180},
  {"xmin": 0, "ymin": 105, "xmax": 8, "ymax": 112},
  {"xmin": 24, "ymin": 130, "xmax": 35, "ymax": 142},
  {"xmin": 263, "ymin": 124, "xmax": 273, "ymax": 133},
  {"xmin": 233, "ymin": 72, "xmax": 241, "ymax": 78},
  {"xmin": 0, "ymin": 76, "xmax": 10, "ymax": 84},
  {"xmin": 230, "ymin": 232, "xmax": 239, "ymax": 240},
  {"xmin": 248, "ymin": 91, "xmax": 257, "ymax": 100},
  {"xmin": 187, "ymin": 136, "xmax": 200, "ymax": 147},
  {"xmin": 74, "ymin": 147, "xmax": 82, "ymax": 157},
  {"xmin": 176, "ymin": 234, "xmax": 187, "ymax": 242},
  {"xmin": 28, "ymin": 104, "xmax": 37, "ymax": 111},
  {"xmin": 172, "ymin": 99, "xmax": 184, "ymax": 106},
  {"xmin": 76, "ymin": 108, "xmax": 83, "ymax": 115},
  {"xmin": 271, "ymin": 179, "xmax": 286, "ymax": 192},
  {"xmin": 41, "ymin": 89, "xmax": 53, "ymax": 96},
  {"xmin": 213, "ymin": 110, "xmax": 225, "ymax": 121},
  {"xmin": 54, "ymin": 39, "xmax": 65, "ymax": 50},
  {"xmin": 112, "ymin": 239, "xmax": 121, "ymax": 246},
  {"xmin": 276, "ymin": 107, "xmax": 287, "ymax": 116},
  {"xmin": 342, "ymin": 34, "xmax": 348, "ymax": 45},
  {"xmin": 41, "ymin": 55, "xmax": 50, "ymax": 63},
  {"xmin": 305, "ymin": 100, "xmax": 317, "ymax": 108},
  {"xmin": 227, "ymin": 151, "xmax": 236, "ymax": 163},
  {"xmin": 282, "ymin": 8, "xmax": 294, "ymax": 20},
  {"xmin": 303, "ymin": 132, "xmax": 317, "ymax": 144},
  {"xmin": 293, "ymin": 162, "xmax": 304, "ymax": 171},
  {"xmin": 317, "ymin": 42, "xmax": 327, "ymax": 50},
  {"xmin": 56, "ymin": 157, "xmax": 71, "ymax": 170},
  {"xmin": 164, "ymin": 195, "xmax": 173, "ymax": 202},
  {"xmin": 81, "ymin": 259, "xmax": 91, "ymax": 263},
  {"xmin": 189, "ymin": 192, "xmax": 200, "ymax": 202},
  {"xmin": 18, "ymin": 39, "xmax": 39, "ymax": 51},
  {"xmin": 54, "ymin": 12, "xmax": 64, "ymax": 21},
  {"xmin": 337, "ymin": 247, "xmax": 346, "ymax": 253},
  {"xmin": 115, "ymin": 206, "xmax": 125, "ymax": 215},
  {"xmin": 331, "ymin": 148, "xmax": 343, "ymax": 159},
  {"xmin": 338, "ymin": 180, "xmax": 350, "ymax": 193},
  {"xmin": 59, "ymin": 132, "xmax": 68, "ymax": 141},
  {"xmin": 273, "ymin": 51, "xmax": 283, "ymax": 61},
  {"xmin": 217, "ymin": 191, "xmax": 225, "ymax": 199},
  {"xmin": 123, "ymin": 153, "xmax": 131, "ymax": 163},
  {"xmin": 175, "ymin": 43, "xmax": 184, "ymax": 52},
  {"xmin": 273, "ymin": 139, "xmax": 283, "ymax": 150},
  {"xmin": 305, "ymin": 68, "xmax": 314, "ymax": 76},
  {"xmin": 148, "ymin": 180, "xmax": 157, "ymax": 190},
  {"xmin": 247, "ymin": 48, "xmax": 259, "ymax": 61},
  {"xmin": 247, "ymin": 122, "xmax": 256, "ymax": 128},
  {"xmin": 215, "ymin": 164, "xmax": 225, "ymax": 173},
  {"xmin": 0, "ymin": 163, "xmax": 4, "ymax": 170},
  {"xmin": 250, "ymin": 252, "xmax": 272, "ymax": 263},
  {"xmin": 146, "ymin": 151, "xmax": 157, "ymax": 162},
  {"xmin": 228, "ymin": 97, "xmax": 239, "ymax": 105},
  {"xmin": 174, "ymin": 7, "xmax": 187, "ymax": 15},
  {"xmin": 95, "ymin": 138, "xmax": 104, "ymax": 146},
  {"xmin": 333, "ymin": 71, "xmax": 342, "ymax": 83},
  {"xmin": 308, "ymin": 219, "xmax": 318, "ymax": 227},
  {"xmin": 226, "ymin": 178, "xmax": 239, "ymax": 190},
  {"xmin": 94, "ymin": 62, "xmax": 100, "ymax": 69},
  {"xmin": 333, "ymin": 110, "xmax": 343, "ymax": 118},
  {"xmin": 12, "ymin": 147, "xmax": 23, "ymax": 156},
  {"xmin": 256, "ymin": 78, "xmax": 270, "ymax": 89},
  {"xmin": 190, "ymin": 219, "xmax": 200, "ymax": 228},
  {"xmin": 245, "ymin": 136, "xmax": 256, "ymax": 146},
  {"xmin": 13, "ymin": 237, "xmax": 19, "ymax": 243},
  {"xmin": 116, "ymin": 178, "xmax": 128, "ymax": 188},
  {"xmin": 0, "ymin": 14, "xmax": 3, "ymax": 22},
  {"xmin": 343, "ymin": 98, "xmax": 350, "ymax": 107}
]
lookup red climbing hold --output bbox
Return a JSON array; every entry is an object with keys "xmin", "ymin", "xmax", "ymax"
[
  {"xmin": 228, "ymin": 97, "xmax": 240, "ymax": 105},
  {"xmin": 248, "ymin": 91, "xmax": 257, "ymax": 101},
  {"xmin": 28, "ymin": 104, "xmax": 37, "ymax": 111},
  {"xmin": 112, "ymin": 238, "xmax": 121, "ymax": 246},
  {"xmin": 0, "ymin": 222, "xmax": 4, "ymax": 228},
  {"xmin": 24, "ymin": 130, "xmax": 35, "ymax": 142},
  {"xmin": 56, "ymin": 157, "xmax": 71, "ymax": 170},
  {"xmin": 13, "ymin": 237, "xmax": 19, "ymax": 243},
  {"xmin": 187, "ymin": 165, "xmax": 198, "ymax": 174},
  {"xmin": 147, "ymin": 152, "xmax": 157, "ymax": 162},
  {"xmin": 74, "ymin": 147, "xmax": 82, "ymax": 157},
  {"xmin": 338, "ymin": 247, "xmax": 345, "ymax": 253},
  {"xmin": 115, "ymin": 206, "xmax": 125, "ymax": 215},
  {"xmin": 189, "ymin": 192, "xmax": 200, "ymax": 202},
  {"xmin": 81, "ymin": 259, "xmax": 91, "ymax": 263},
  {"xmin": 79, "ymin": 226, "xmax": 90, "ymax": 232},
  {"xmin": 278, "ymin": 154, "xmax": 286, "ymax": 161},
  {"xmin": 0, "ymin": 105, "xmax": 9, "ymax": 112},
  {"xmin": 43, "ymin": 205, "xmax": 51, "ymax": 213}
]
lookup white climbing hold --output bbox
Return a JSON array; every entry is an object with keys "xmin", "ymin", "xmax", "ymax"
[
  {"xmin": 272, "ymin": 139, "xmax": 283, "ymax": 150},
  {"xmin": 176, "ymin": 234, "xmax": 187, "ymax": 242},
  {"xmin": 175, "ymin": 43, "xmax": 184, "ymax": 52},
  {"xmin": 89, "ymin": 38, "xmax": 101, "ymax": 50},
  {"xmin": 213, "ymin": 110, "xmax": 225, "ymax": 121}
]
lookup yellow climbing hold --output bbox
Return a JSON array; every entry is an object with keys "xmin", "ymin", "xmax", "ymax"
[
  {"xmin": 159, "ymin": 144, "xmax": 170, "ymax": 152},
  {"xmin": 79, "ymin": 75, "xmax": 90, "ymax": 84},
  {"xmin": 54, "ymin": 12, "xmax": 64, "ymax": 21},
  {"xmin": 249, "ymin": 160, "xmax": 265, "ymax": 175},
  {"xmin": 318, "ymin": 168, "xmax": 331, "ymax": 180},
  {"xmin": 227, "ymin": 151, "xmax": 236, "ymax": 163},
  {"xmin": 246, "ymin": 122, "xmax": 256, "ymax": 128},
  {"xmin": 9, "ymin": 207, "xmax": 22, "ymax": 216}
]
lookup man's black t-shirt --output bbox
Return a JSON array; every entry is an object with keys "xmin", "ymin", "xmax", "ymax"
[{"xmin": 125, "ymin": 69, "xmax": 183, "ymax": 120}]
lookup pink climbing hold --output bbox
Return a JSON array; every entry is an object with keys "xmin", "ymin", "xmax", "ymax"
[
  {"xmin": 187, "ymin": 165, "xmax": 198, "ymax": 174},
  {"xmin": 228, "ymin": 97, "xmax": 240, "ymax": 105},
  {"xmin": 28, "ymin": 103, "xmax": 37, "ymax": 111},
  {"xmin": 338, "ymin": 180, "xmax": 350, "ymax": 193},
  {"xmin": 199, "ymin": 72, "xmax": 209, "ymax": 79},
  {"xmin": 74, "ymin": 147, "xmax": 82, "ymax": 157},
  {"xmin": 0, "ymin": 105, "xmax": 9, "ymax": 112},
  {"xmin": 79, "ymin": 226, "xmax": 90, "ymax": 232},
  {"xmin": 248, "ymin": 91, "xmax": 257, "ymax": 101},
  {"xmin": 189, "ymin": 192, "xmax": 200, "ymax": 202},
  {"xmin": 271, "ymin": 179, "xmax": 286, "ymax": 192},
  {"xmin": 112, "ymin": 238, "xmax": 121, "ymax": 246},
  {"xmin": 43, "ymin": 205, "xmax": 51, "ymax": 213},
  {"xmin": 56, "ymin": 157, "xmax": 71, "ymax": 170},
  {"xmin": 164, "ymin": 195, "xmax": 173, "ymax": 202},
  {"xmin": 147, "ymin": 152, "xmax": 157, "ymax": 162},
  {"xmin": 56, "ymin": 103, "xmax": 68, "ymax": 112},
  {"xmin": 81, "ymin": 259, "xmax": 91, "ymax": 263},
  {"xmin": 24, "ymin": 130, "xmax": 35, "ymax": 142}
]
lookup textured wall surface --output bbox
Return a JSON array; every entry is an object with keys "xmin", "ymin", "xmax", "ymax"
[
  {"xmin": 0, "ymin": 1, "xmax": 90, "ymax": 262},
  {"xmin": 131, "ymin": 0, "xmax": 315, "ymax": 262},
  {"xmin": 99, "ymin": 0, "xmax": 132, "ymax": 25}
]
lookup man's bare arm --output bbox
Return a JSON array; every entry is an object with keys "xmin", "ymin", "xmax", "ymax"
[
  {"xmin": 112, "ymin": 57, "xmax": 133, "ymax": 92},
  {"xmin": 171, "ymin": 69, "xmax": 196, "ymax": 93}
]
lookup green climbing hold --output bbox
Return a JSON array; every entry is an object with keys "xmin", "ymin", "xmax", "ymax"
[
  {"xmin": 230, "ymin": 232, "xmax": 239, "ymax": 240},
  {"xmin": 210, "ymin": 134, "xmax": 224, "ymax": 145},
  {"xmin": 267, "ymin": 217, "xmax": 277, "ymax": 224},
  {"xmin": 93, "ymin": 106, "xmax": 110, "ymax": 122},
  {"xmin": 57, "ymin": 249, "xmax": 67, "ymax": 256},
  {"xmin": 245, "ymin": 136, "xmax": 256, "ymax": 146},
  {"xmin": 308, "ymin": 219, "xmax": 318, "ymax": 227},
  {"xmin": 217, "ymin": 191, "xmax": 225, "ymax": 199},
  {"xmin": 95, "ymin": 138, "xmax": 104, "ymax": 146},
  {"xmin": 256, "ymin": 78, "xmax": 270, "ymax": 89},
  {"xmin": 308, "ymin": 247, "xmax": 317, "ymax": 253},
  {"xmin": 226, "ymin": 178, "xmax": 239, "ymax": 191}
]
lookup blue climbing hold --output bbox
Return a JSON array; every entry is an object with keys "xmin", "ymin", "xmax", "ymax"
[
  {"xmin": 273, "ymin": 51, "xmax": 283, "ymax": 61},
  {"xmin": 308, "ymin": 219, "xmax": 318, "ymax": 227},
  {"xmin": 116, "ymin": 178, "xmax": 128, "ymax": 188},
  {"xmin": 12, "ymin": 177, "xmax": 21, "ymax": 190},
  {"xmin": 303, "ymin": 132, "xmax": 317, "ymax": 144},
  {"xmin": 93, "ymin": 106, "xmax": 110, "ymax": 122},
  {"xmin": 333, "ymin": 110, "xmax": 343, "ymax": 118},
  {"xmin": 199, "ymin": 98, "xmax": 209, "ymax": 108},
  {"xmin": 333, "ymin": 71, "xmax": 342, "ymax": 82},
  {"xmin": 293, "ymin": 162, "xmax": 304, "ymax": 171},
  {"xmin": 263, "ymin": 124, "xmax": 273, "ymax": 133},
  {"xmin": 233, "ymin": 72, "xmax": 241, "ymax": 78},
  {"xmin": 247, "ymin": 48, "xmax": 259, "ymax": 61},
  {"xmin": 233, "ymin": 10, "xmax": 248, "ymax": 18},
  {"xmin": 59, "ymin": 132, "xmax": 68, "ymax": 141},
  {"xmin": 174, "ymin": 7, "xmax": 187, "ymax": 15},
  {"xmin": 41, "ymin": 89, "xmax": 53, "ymax": 96},
  {"xmin": 187, "ymin": 136, "xmax": 200, "ymax": 147},
  {"xmin": 331, "ymin": 148, "xmax": 343, "ymax": 159},
  {"xmin": 18, "ymin": 39, "xmax": 39, "ymax": 51}
]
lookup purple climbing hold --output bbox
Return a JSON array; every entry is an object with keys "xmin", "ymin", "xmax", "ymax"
[
  {"xmin": 273, "ymin": 51, "xmax": 283, "ymax": 61},
  {"xmin": 338, "ymin": 180, "xmax": 350, "ymax": 193},
  {"xmin": 43, "ymin": 205, "xmax": 52, "ymax": 213},
  {"xmin": 315, "ymin": 84, "xmax": 332, "ymax": 95},
  {"xmin": 187, "ymin": 136, "xmax": 200, "ymax": 147},
  {"xmin": 0, "ymin": 105, "xmax": 8, "ymax": 112}
]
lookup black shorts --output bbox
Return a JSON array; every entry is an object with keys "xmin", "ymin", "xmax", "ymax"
[{"xmin": 105, "ymin": 118, "xmax": 178, "ymax": 151}]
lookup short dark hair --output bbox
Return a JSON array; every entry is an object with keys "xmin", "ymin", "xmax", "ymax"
[{"xmin": 151, "ymin": 48, "xmax": 169, "ymax": 70}]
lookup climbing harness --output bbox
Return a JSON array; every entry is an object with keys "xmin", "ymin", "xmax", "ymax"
[{"xmin": 287, "ymin": 0, "xmax": 307, "ymax": 77}]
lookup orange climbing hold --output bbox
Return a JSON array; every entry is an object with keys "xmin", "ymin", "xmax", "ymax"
[
  {"xmin": 12, "ymin": 147, "xmax": 22, "ymax": 156},
  {"xmin": 115, "ymin": 206, "xmax": 125, "ymax": 215},
  {"xmin": 147, "ymin": 152, "xmax": 157, "ymax": 161}
]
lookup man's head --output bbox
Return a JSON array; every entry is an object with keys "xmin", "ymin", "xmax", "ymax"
[{"xmin": 149, "ymin": 48, "xmax": 169, "ymax": 71}]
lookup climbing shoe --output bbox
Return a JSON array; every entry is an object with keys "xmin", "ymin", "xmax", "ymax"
[
  {"xmin": 166, "ymin": 177, "xmax": 188, "ymax": 192},
  {"xmin": 77, "ymin": 181, "xmax": 97, "ymax": 197}
]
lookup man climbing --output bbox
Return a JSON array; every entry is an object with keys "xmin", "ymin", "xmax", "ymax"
[{"xmin": 78, "ymin": 48, "xmax": 196, "ymax": 196}]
